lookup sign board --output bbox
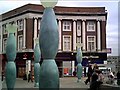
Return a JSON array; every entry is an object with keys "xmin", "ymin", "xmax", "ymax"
[{"xmin": 106, "ymin": 48, "xmax": 112, "ymax": 53}]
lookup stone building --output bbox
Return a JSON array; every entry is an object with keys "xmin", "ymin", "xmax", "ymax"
[{"xmin": 0, "ymin": 4, "xmax": 107, "ymax": 77}]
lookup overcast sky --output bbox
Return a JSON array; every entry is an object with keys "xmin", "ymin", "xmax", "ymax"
[{"xmin": 0, "ymin": 0, "xmax": 119, "ymax": 56}]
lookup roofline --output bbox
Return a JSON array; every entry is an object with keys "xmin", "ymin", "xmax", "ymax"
[{"xmin": 0, "ymin": 3, "xmax": 107, "ymax": 21}]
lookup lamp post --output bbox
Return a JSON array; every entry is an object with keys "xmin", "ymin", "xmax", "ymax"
[
  {"xmin": 39, "ymin": 0, "xmax": 59, "ymax": 89},
  {"xmin": 5, "ymin": 24, "xmax": 17, "ymax": 90},
  {"xmin": 34, "ymin": 38, "xmax": 41, "ymax": 87},
  {"xmin": 76, "ymin": 43, "xmax": 83, "ymax": 82}
]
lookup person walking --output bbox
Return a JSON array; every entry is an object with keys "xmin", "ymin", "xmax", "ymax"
[
  {"xmin": 84, "ymin": 66, "xmax": 87, "ymax": 77},
  {"xmin": 117, "ymin": 71, "xmax": 120, "ymax": 85},
  {"xmin": 89, "ymin": 70, "xmax": 99, "ymax": 90},
  {"xmin": 85, "ymin": 65, "xmax": 93, "ymax": 85},
  {"xmin": 93, "ymin": 63, "xmax": 99, "ymax": 72},
  {"xmin": 28, "ymin": 71, "xmax": 33, "ymax": 82}
]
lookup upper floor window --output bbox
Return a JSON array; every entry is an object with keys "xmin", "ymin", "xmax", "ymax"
[
  {"xmin": 77, "ymin": 21, "xmax": 81, "ymax": 36},
  {"xmin": 18, "ymin": 35, "xmax": 23, "ymax": 50},
  {"xmin": 63, "ymin": 21, "xmax": 71, "ymax": 31},
  {"xmin": 63, "ymin": 35, "xmax": 71, "ymax": 51},
  {"xmin": 87, "ymin": 36, "xmax": 96, "ymax": 51},
  {"xmin": 77, "ymin": 37, "xmax": 81, "ymax": 45},
  {"xmin": 87, "ymin": 21, "xmax": 95, "ymax": 31},
  {"xmin": 3, "ymin": 38, "xmax": 7, "ymax": 52},
  {"xmin": 2, "ymin": 24, "xmax": 7, "ymax": 34},
  {"xmin": 18, "ymin": 19, "xmax": 23, "ymax": 31}
]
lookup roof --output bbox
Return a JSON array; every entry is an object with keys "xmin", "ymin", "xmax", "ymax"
[{"xmin": 1, "ymin": 4, "xmax": 107, "ymax": 21}]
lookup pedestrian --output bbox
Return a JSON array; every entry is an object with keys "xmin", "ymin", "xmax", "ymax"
[
  {"xmin": 97, "ymin": 70, "xmax": 104, "ymax": 89},
  {"xmin": 1, "ymin": 71, "xmax": 4, "ymax": 81},
  {"xmin": 117, "ymin": 71, "xmax": 120, "ymax": 85},
  {"xmin": 85, "ymin": 65, "xmax": 93, "ymax": 85},
  {"xmin": 106, "ymin": 71, "xmax": 115, "ymax": 84},
  {"xmin": 73, "ymin": 70, "xmax": 76, "ymax": 76},
  {"xmin": 28, "ymin": 71, "xmax": 33, "ymax": 82},
  {"xmin": 93, "ymin": 63, "xmax": 99, "ymax": 72},
  {"xmin": 89, "ymin": 70, "xmax": 99, "ymax": 90},
  {"xmin": 84, "ymin": 66, "xmax": 87, "ymax": 77},
  {"xmin": 23, "ymin": 73, "xmax": 27, "ymax": 80}
]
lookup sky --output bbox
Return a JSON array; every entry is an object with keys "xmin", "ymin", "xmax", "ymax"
[{"xmin": 0, "ymin": 0, "xmax": 119, "ymax": 56}]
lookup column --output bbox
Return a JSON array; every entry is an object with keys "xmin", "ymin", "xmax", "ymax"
[
  {"xmin": 38, "ymin": 18, "xmax": 40, "ymax": 37},
  {"xmin": 72, "ymin": 61, "xmax": 75, "ymax": 76},
  {"xmin": 23, "ymin": 18, "xmax": 26, "ymax": 48},
  {"xmin": 26, "ymin": 60, "xmax": 31, "ymax": 75},
  {"xmin": 82, "ymin": 20, "xmax": 86, "ymax": 51},
  {"xmin": 34, "ymin": 18, "xmax": 37, "ymax": 48},
  {"xmin": 0, "ymin": 25, "xmax": 2, "ymax": 53},
  {"xmin": 58, "ymin": 19, "xmax": 62, "ymax": 50},
  {"xmin": 97, "ymin": 20, "xmax": 101, "ymax": 50},
  {"xmin": 73, "ymin": 20, "xmax": 76, "ymax": 51}
]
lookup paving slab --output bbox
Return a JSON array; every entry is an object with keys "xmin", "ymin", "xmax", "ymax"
[{"xmin": 2, "ymin": 77, "xmax": 89, "ymax": 89}]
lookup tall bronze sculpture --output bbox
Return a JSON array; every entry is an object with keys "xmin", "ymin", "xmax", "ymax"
[
  {"xmin": 5, "ymin": 24, "xmax": 17, "ymax": 90},
  {"xmin": 39, "ymin": 0, "xmax": 59, "ymax": 89},
  {"xmin": 76, "ymin": 44, "xmax": 83, "ymax": 82},
  {"xmin": 34, "ymin": 38, "xmax": 41, "ymax": 87}
]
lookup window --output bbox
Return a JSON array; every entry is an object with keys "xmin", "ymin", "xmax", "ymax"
[
  {"xmin": 87, "ymin": 21, "xmax": 95, "ymax": 31},
  {"xmin": 63, "ymin": 21, "xmax": 71, "ymax": 31},
  {"xmin": 77, "ymin": 37, "xmax": 81, "ymax": 44},
  {"xmin": 2, "ymin": 24, "xmax": 7, "ymax": 34},
  {"xmin": 63, "ymin": 35, "xmax": 71, "ymax": 51},
  {"xmin": 18, "ymin": 19, "xmax": 23, "ymax": 31},
  {"xmin": 3, "ymin": 38, "xmax": 7, "ymax": 52},
  {"xmin": 77, "ymin": 21, "xmax": 81, "ymax": 36},
  {"xmin": 18, "ymin": 35, "xmax": 23, "ymax": 50},
  {"xmin": 87, "ymin": 36, "xmax": 96, "ymax": 51}
]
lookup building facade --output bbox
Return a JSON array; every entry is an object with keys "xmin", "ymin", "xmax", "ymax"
[{"xmin": 0, "ymin": 4, "xmax": 107, "ymax": 77}]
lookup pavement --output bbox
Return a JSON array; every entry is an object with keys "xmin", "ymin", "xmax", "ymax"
[{"xmin": 1, "ymin": 77, "xmax": 90, "ymax": 89}]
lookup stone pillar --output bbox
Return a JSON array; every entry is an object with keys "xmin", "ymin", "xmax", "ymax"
[
  {"xmin": 23, "ymin": 18, "xmax": 26, "ymax": 48},
  {"xmin": 72, "ymin": 61, "xmax": 75, "ymax": 76},
  {"xmin": 97, "ymin": 20, "xmax": 101, "ymax": 50},
  {"xmin": 38, "ymin": 18, "xmax": 41, "ymax": 37},
  {"xmin": 26, "ymin": 60, "xmax": 31, "ymax": 75},
  {"xmin": 73, "ymin": 20, "xmax": 77, "ymax": 51},
  {"xmin": 82, "ymin": 20, "xmax": 86, "ymax": 51},
  {"xmin": 34, "ymin": 18, "xmax": 38, "ymax": 47},
  {"xmin": 58, "ymin": 19, "xmax": 62, "ymax": 50}
]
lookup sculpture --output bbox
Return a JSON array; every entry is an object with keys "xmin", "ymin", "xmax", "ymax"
[
  {"xmin": 39, "ymin": 0, "xmax": 59, "ymax": 89},
  {"xmin": 76, "ymin": 43, "xmax": 83, "ymax": 82},
  {"xmin": 34, "ymin": 38, "xmax": 41, "ymax": 87},
  {"xmin": 5, "ymin": 24, "xmax": 17, "ymax": 90}
]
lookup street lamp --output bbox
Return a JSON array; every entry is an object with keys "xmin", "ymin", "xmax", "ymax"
[
  {"xmin": 39, "ymin": 0, "xmax": 59, "ymax": 88},
  {"xmin": 5, "ymin": 24, "xmax": 17, "ymax": 90}
]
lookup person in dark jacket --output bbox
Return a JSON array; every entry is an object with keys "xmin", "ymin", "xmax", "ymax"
[
  {"xmin": 85, "ymin": 65, "xmax": 93, "ymax": 85},
  {"xmin": 93, "ymin": 63, "xmax": 99, "ymax": 72},
  {"xmin": 89, "ymin": 70, "xmax": 99, "ymax": 90},
  {"xmin": 117, "ymin": 71, "xmax": 120, "ymax": 85},
  {"xmin": 28, "ymin": 71, "xmax": 33, "ymax": 82}
]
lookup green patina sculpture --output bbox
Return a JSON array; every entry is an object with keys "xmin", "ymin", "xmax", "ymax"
[
  {"xmin": 5, "ymin": 24, "xmax": 17, "ymax": 90},
  {"xmin": 34, "ymin": 38, "xmax": 41, "ymax": 87},
  {"xmin": 76, "ymin": 46, "xmax": 83, "ymax": 82},
  {"xmin": 39, "ymin": 0, "xmax": 59, "ymax": 89}
]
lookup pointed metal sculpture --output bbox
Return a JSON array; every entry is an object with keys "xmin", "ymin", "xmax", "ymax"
[
  {"xmin": 5, "ymin": 24, "xmax": 17, "ymax": 90},
  {"xmin": 34, "ymin": 38, "xmax": 41, "ymax": 87},
  {"xmin": 76, "ymin": 43, "xmax": 83, "ymax": 82},
  {"xmin": 39, "ymin": 0, "xmax": 59, "ymax": 89}
]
